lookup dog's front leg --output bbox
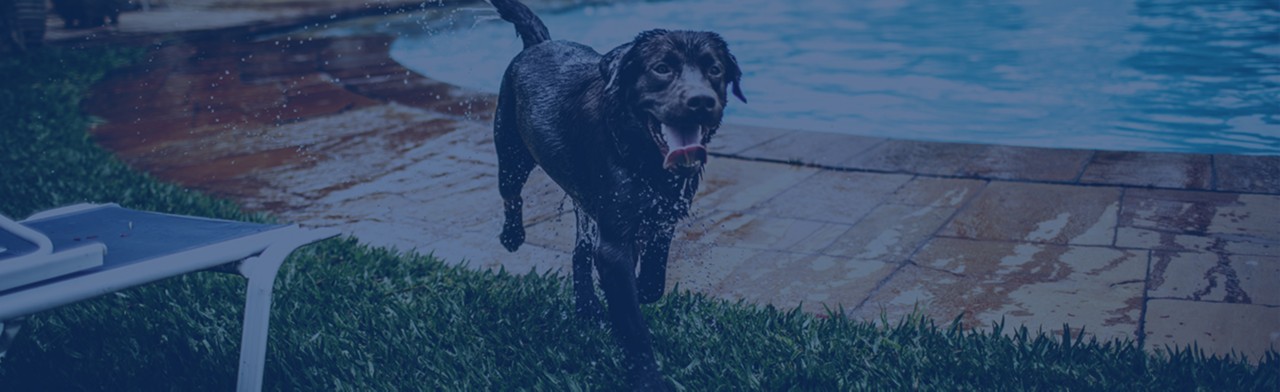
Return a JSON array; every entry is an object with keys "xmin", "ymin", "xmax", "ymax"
[
  {"xmin": 572, "ymin": 210, "xmax": 604, "ymax": 320},
  {"xmin": 596, "ymin": 229, "xmax": 669, "ymax": 391},
  {"xmin": 636, "ymin": 224, "xmax": 675, "ymax": 304}
]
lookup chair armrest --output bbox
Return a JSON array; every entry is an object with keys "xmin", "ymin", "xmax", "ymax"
[{"xmin": 0, "ymin": 213, "xmax": 52, "ymax": 258}]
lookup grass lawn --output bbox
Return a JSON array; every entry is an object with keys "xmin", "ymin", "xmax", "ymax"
[{"xmin": 0, "ymin": 46, "xmax": 1276, "ymax": 391}]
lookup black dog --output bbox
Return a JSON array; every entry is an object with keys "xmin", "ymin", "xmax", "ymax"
[{"xmin": 487, "ymin": 0, "xmax": 745, "ymax": 389}]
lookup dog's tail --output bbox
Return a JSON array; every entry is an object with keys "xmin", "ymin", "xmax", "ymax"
[{"xmin": 487, "ymin": 0, "xmax": 551, "ymax": 49}]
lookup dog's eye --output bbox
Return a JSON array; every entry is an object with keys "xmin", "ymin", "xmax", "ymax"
[
  {"xmin": 652, "ymin": 64, "xmax": 673, "ymax": 75},
  {"xmin": 708, "ymin": 65, "xmax": 723, "ymax": 76}
]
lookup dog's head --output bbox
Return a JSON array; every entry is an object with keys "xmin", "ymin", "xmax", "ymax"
[{"xmin": 601, "ymin": 29, "xmax": 746, "ymax": 171}]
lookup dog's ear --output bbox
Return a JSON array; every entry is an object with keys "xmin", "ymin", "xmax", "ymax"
[
  {"xmin": 726, "ymin": 52, "xmax": 746, "ymax": 104},
  {"xmin": 600, "ymin": 29, "xmax": 668, "ymax": 94},
  {"xmin": 706, "ymin": 32, "xmax": 747, "ymax": 104},
  {"xmin": 599, "ymin": 43, "xmax": 633, "ymax": 94}
]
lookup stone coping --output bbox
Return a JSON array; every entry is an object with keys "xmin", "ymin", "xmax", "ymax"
[{"xmin": 713, "ymin": 124, "xmax": 1279, "ymax": 195}]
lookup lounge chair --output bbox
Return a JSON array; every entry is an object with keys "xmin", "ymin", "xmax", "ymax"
[{"xmin": 0, "ymin": 203, "xmax": 339, "ymax": 392}]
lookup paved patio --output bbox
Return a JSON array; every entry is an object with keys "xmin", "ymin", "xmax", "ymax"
[{"xmin": 59, "ymin": 0, "xmax": 1279, "ymax": 362}]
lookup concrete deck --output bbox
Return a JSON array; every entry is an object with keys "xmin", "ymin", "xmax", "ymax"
[{"xmin": 56, "ymin": 0, "xmax": 1278, "ymax": 361}]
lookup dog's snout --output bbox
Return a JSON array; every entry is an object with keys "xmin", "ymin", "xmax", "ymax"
[{"xmin": 686, "ymin": 95, "xmax": 716, "ymax": 112}]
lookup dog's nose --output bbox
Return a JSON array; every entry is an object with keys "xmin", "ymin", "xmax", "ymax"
[{"xmin": 687, "ymin": 95, "xmax": 717, "ymax": 112}]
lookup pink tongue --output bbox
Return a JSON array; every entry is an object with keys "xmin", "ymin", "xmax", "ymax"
[{"xmin": 664, "ymin": 145, "xmax": 708, "ymax": 169}]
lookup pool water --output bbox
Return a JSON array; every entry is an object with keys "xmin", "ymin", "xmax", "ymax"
[{"xmin": 390, "ymin": 0, "xmax": 1280, "ymax": 155}]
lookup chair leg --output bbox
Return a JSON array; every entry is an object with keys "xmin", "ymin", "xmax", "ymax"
[
  {"xmin": 235, "ymin": 254, "xmax": 288, "ymax": 392},
  {"xmin": 0, "ymin": 317, "xmax": 25, "ymax": 363},
  {"xmin": 228, "ymin": 228, "xmax": 338, "ymax": 392}
]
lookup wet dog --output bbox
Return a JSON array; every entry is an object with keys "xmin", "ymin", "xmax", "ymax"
[{"xmin": 487, "ymin": 0, "xmax": 745, "ymax": 389}]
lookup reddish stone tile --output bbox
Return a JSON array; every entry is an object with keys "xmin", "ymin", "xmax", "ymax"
[
  {"xmin": 323, "ymin": 62, "xmax": 417, "ymax": 87},
  {"xmin": 279, "ymin": 75, "xmax": 380, "ymax": 119},
  {"xmin": 319, "ymin": 36, "xmax": 398, "ymax": 70},
  {"xmin": 87, "ymin": 39, "xmax": 388, "ymax": 162},
  {"xmin": 238, "ymin": 48, "xmax": 322, "ymax": 84}
]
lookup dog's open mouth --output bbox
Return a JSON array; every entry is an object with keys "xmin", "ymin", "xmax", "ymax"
[{"xmin": 652, "ymin": 122, "xmax": 708, "ymax": 170}]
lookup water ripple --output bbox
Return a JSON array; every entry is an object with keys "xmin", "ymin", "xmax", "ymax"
[{"xmin": 385, "ymin": 0, "xmax": 1279, "ymax": 155}]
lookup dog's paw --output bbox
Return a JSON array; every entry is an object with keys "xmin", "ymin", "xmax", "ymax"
[{"xmin": 500, "ymin": 223, "xmax": 524, "ymax": 252}]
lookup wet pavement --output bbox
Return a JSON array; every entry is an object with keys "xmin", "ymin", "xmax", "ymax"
[{"xmin": 62, "ymin": 0, "xmax": 1279, "ymax": 362}]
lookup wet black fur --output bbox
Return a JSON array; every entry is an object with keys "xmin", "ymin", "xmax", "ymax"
[{"xmin": 487, "ymin": 0, "xmax": 744, "ymax": 389}]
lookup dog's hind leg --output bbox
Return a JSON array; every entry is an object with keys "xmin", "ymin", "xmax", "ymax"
[
  {"xmin": 495, "ymin": 93, "xmax": 535, "ymax": 252},
  {"xmin": 572, "ymin": 208, "xmax": 604, "ymax": 320},
  {"xmin": 497, "ymin": 148, "xmax": 534, "ymax": 252}
]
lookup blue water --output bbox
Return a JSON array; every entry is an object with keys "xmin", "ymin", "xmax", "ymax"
[{"xmin": 389, "ymin": 0, "xmax": 1280, "ymax": 154}]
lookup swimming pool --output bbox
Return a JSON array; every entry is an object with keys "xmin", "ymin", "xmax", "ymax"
[{"xmin": 389, "ymin": 0, "xmax": 1280, "ymax": 155}]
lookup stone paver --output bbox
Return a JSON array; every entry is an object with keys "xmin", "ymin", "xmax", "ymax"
[
  {"xmin": 1215, "ymin": 155, "xmax": 1280, "ymax": 194},
  {"xmin": 858, "ymin": 238, "xmax": 1148, "ymax": 342},
  {"xmin": 753, "ymin": 171, "xmax": 912, "ymax": 223},
  {"xmin": 1117, "ymin": 189, "xmax": 1280, "ymax": 256},
  {"xmin": 709, "ymin": 124, "xmax": 793, "ymax": 156},
  {"xmin": 1148, "ymin": 251, "xmax": 1280, "ymax": 306},
  {"xmin": 958, "ymin": 145, "xmax": 1093, "ymax": 182},
  {"xmin": 682, "ymin": 210, "xmax": 849, "ymax": 254},
  {"xmin": 842, "ymin": 140, "xmax": 989, "ymax": 177},
  {"xmin": 817, "ymin": 177, "xmax": 986, "ymax": 262},
  {"xmin": 888, "ymin": 177, "xmax": 987, "ymax": 208},
  {"xmin": 1144, "ymin": 300, "xmax": 1280, "ymax": 362},
  {"xmin": 662, "ymin": 244, "xmax": 760, "ymax": 294},
  {"xmin": 1081, "ymin": 151, "xmax": 1213, "ymax": 190},
  {"xmin": 842, "ymin": 140, "xmax": 1092, "ymax": 181},
  {"xmin": 62, "ymin": 1, "xmax": 1280, "ymax": 363},
  {"xmin": 691, "ymin": 158, "xmax": 818, "ymax": 213},
  {"xmin": 708, "ymin": 250, "xmax": 899, "ymax": 314},
  {"xmin": 735, "ymin": 129, "xmax": 884, "ymax": 167},
  {"xmin": 822, "ymin": 202, "xmax": 955, "ymax": 262},
  {"xmin": 941, "ymin": 182, "xmax": 1120, "ymax": 246}
]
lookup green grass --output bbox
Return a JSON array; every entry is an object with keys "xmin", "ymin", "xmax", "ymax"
[{"xmin": 0, "ymin": 46, "xmax": 1277, "ymax": 391}]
